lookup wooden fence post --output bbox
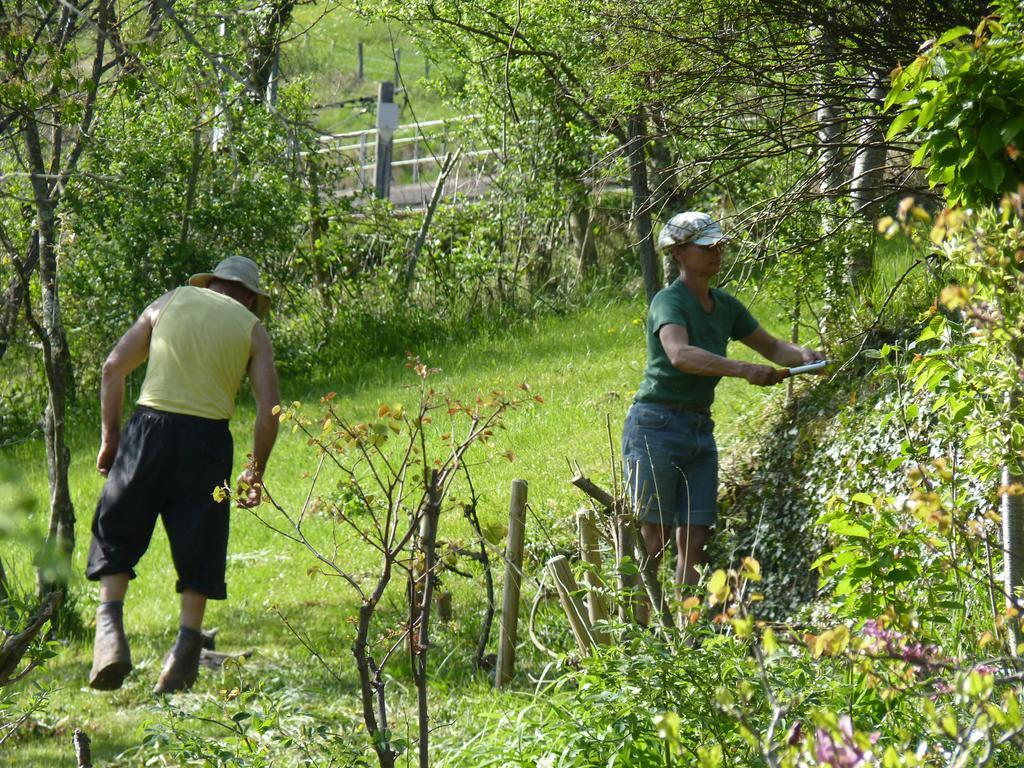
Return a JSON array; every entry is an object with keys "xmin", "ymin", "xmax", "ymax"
[
  {"xmin": 547, "ymin": 556, "xmax": 594, "ymax": 655},
  {"xmin": 495, "ymin": 479, "xmax": 528, "ymax": 687},
  {"xmin": 374, "ymin": 82, "xmax": 398, "ymax": 200},
  {"xmin": 357, "ymin": 42, "xmax": 364, "ymax": 82},
  {"xmin": 576, "ymin": 509, "xmax": 609, "ymax": 644}
]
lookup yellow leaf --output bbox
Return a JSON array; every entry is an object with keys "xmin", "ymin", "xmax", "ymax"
[
  {"xmin": 940, "ymin": 712, "xmax": 958, "ymax": 738},
  {"xmin": 377, "ymin": 404, "xmax": 390, "ymax": 418},
  {"xmin": 911, "ymin": 205, "xmax": 931, "ymax": 223},
  {"xmin": 708, "ymin": 569, "xmax": 730, "ymax": 606},
  {"xmin": 939, "ymin": 284, "xmax": 968, "ymax": 310},
  {"xmin": 731, "ymin": 615, "xmax": 753, "ymax": 639},
  {"xmin": 763, "ymin": 627, "xmax": 779, "ymax": 655},
  {"xmin": 739, "ymin": 556, "xmax": 762, "ymax": 582}
]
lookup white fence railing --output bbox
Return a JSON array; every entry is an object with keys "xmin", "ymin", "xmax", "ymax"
[{"xmin": 309, "ymin": 115, "xmax": 499, "ymax": 207}]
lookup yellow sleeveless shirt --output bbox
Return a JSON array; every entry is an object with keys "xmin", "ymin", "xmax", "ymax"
[{"xmin": 137, "ymin": 286, "xmax": 257, "ymax": 420}]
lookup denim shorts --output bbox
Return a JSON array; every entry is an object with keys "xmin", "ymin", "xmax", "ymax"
[{"xmin": 621, "ymin": 401, "xmax": 719, "ymax": 528}]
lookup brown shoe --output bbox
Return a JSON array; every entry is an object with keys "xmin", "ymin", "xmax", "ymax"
[
  {"xmin": 153, "ymin": 630, "xmax": 203, "ymax": 694},
  {"xmin": 89, "ymin": 602, "xmax": 132, "ymax": 690}
]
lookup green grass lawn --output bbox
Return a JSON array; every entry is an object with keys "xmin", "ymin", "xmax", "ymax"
[
  {"xmin": 1, "ymin": 286, "xmax": 812, "ymax": 766},
  {"xmin": 285, "ymin": 4, "xmax": 452, "ymax": 136}
]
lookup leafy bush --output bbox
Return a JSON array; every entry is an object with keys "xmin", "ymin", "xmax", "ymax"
[{"xmin": 887, "ymin": 0, "xmax": 1024, "ymax": 206}]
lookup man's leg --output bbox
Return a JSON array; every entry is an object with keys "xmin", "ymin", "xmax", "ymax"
[
  {"xmin": 155, "ymin": 416, "xmax": 230, "ymax": 694},
  {"xmin": 179, "ymin": 589, "xmax": 207, "ymax": 631},
  {"xmin": 675, "ymin": 524, "xmax": 711, "ymax": 589},
  {"xmin": 99, "ymin": 573, "xmax": 130, "ymax": 602},
  {"xmin": 90, "ymin": 573, "xmax": 133, "ymax": 690},
  {"xmin": 154, "ymin": 590, "xmax": 208, "ymax": 694}
]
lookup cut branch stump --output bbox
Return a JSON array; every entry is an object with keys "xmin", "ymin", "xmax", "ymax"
[
  {"xmin": 570, "ymin": 473, "xmax": 643, "ymax": 622},
  {"xmin": 576, "ymin": 509, "xmax": 609, "ymax": 644},
  {"xmin": 546, "ymin": 555, "xmax": 594, "ymax": 655}
]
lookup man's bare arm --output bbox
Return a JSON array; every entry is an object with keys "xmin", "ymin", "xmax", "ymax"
[
  {"xmin": 658, "ymin": 324, "xmax": 786, "ymax": 386},
  {"xmin": 237, "ymin": 323, "xmax": 280, "ymax": 508},
  {"xmin": 739, "ymin": 326, "xmax": 825, "ymax": 368},
  {"xmin": 97, "ymin": 291, "xmax": 174, "ymax": 475}
]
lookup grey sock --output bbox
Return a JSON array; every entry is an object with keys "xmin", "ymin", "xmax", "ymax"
[
  {"xmin": 173, "ymin": 625, "xmax": 202, "ymax": 653},
  {"xmin": 99, "ymin": 600, "xmax": 124, "ymax": 617}
]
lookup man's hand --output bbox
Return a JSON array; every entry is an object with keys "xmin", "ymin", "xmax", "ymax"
[
  {"xmin": 799, "ymin": 348, "xmax": 828, "ymax": 374},
  {"xmin": 743, "ymin": 363, "xmax": 788, "ymax": 387},
  {"xmin": 96, "ymin": 439, "xmax": 119, "ymax": 476},
  {"xmin": 235, "ymin": 468, "xmax": 263, "ymax": 508}
]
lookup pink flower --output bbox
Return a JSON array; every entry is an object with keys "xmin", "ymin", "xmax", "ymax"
[{"xmin": 814, "ymin": 716, "xmax": 878, "ymax": 768}]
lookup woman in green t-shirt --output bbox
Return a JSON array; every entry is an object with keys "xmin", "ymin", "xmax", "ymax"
[{"xmin": 623, "ymin": 212, "xmax": 825, "ymax": 619}]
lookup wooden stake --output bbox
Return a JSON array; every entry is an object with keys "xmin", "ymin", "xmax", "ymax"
[
  {"xmin": 73, "ymin": 728, "xmax": 92, "ymax": 768},
  {"xmin": 495, "ymin": 479, "xmax": 528, "ymax": 687},
  {"xmin": 547, "ymin": 555, "xmax": 594, "ymax": 655},
  {"xmin": 576, "ymin": 509, "xmax": 609, "ymax": 643}
]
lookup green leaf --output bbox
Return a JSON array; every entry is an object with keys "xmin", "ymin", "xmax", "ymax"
[
  {"xmin": 810, "ymin": 552, "xmax": 835, "ymax": 569},
  {"xmin": 828, "ymin": 519, "xmax": 870, "ymax": 538},
  {"xmin": 983, "ymin": 159, "xmax": 1006, "ymax": 191},
  {"xmin": 850, "ymin": 492, "xmax": 874, "ymax": 505},
  {"xmin": 917, "ymin": 96, "xmax": 939, "ymax": 130},
  {"xmin": 937, "ymin": 26, "xmax": 972, "ymax": 46},
  {"xmin": 1001, "ymin": 116, "xmax": 1024, "ymax": 143},
  {"xmin": 886, "ymin": 109, "xmax": 920, "ymax": 140},
  {"xmin": 980, "ymin": 120, "xmax": 1005, "ymax": 155}
]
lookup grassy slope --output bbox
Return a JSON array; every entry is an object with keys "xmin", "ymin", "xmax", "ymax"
[
  {"xmin": 2, "ymin": 285, "xmax": 805, "ymax": 765},
  {"xmin": 284, "ymin": 4, "xmax": 448, "ymax": 135}
]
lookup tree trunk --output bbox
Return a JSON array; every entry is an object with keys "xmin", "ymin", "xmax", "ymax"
[
  {"xmin": 0, "ymin": 237, "xmax": 39, "ymax": 365},
  {"xmin": 413, "ymin": 472, "xmax": 440, "ymax": 768},
  {"xmin": 847, "ymin": 68, "xmax": 888, "ymax": 287},
  {"xmin": 815, "ymin": 25, "xmax": 846, "ymax": 333},
  {"xmin": 1003, "ymin": 383, "xmax": 1024, "ymax": 654},
  {"xmin": 247, "ymin": 1, "xmax": 295, "ymax": 100},
  {"xmin": 146, "ymin": 0, "xmax": 165, "ymax": 41},
  {"xmin": 813, "ymin": 27, "xmax": 844, "ymax": 198},
  {"xmin": 627, "ymin": 111, "xmax": 660, "ymax": 303},
  {"xmin": 569, "ymin": 204, "xmax": 598, "ymax": 281},
  {"xmin": 23, "ymin": 121, "xmax": 75, "ymax": 598}
]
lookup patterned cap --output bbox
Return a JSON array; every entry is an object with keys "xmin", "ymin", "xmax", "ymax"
[{"xmin": 656, "ymin": 212, "xmax": 727, "ymax": 250}]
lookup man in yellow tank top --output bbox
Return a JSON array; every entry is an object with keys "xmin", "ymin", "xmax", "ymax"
[{"xmin": 85, "ymin": 256, "xmax": 280, "ymax": 694}]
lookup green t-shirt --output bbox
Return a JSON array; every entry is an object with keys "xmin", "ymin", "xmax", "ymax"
[{"xmin": 635, "ymin": 281, "xmax": 759, "ymax": 406}]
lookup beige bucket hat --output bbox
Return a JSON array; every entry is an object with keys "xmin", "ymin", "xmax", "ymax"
[{"xmin": 189, "ymin": 256, "xmax": 271, "ymax": 319}]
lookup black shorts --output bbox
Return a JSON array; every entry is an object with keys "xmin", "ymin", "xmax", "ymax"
[{"xmin": 86, "ymin": 406, "xmax": 233, "ymax": 600}]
